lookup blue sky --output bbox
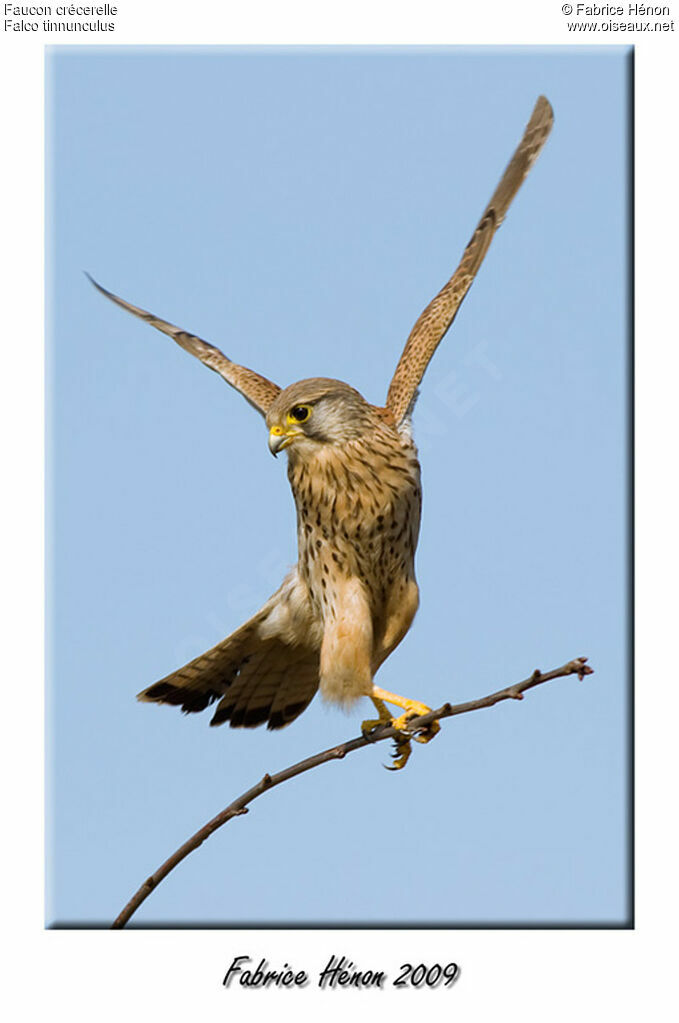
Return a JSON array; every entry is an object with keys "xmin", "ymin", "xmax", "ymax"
[{"xmin": 46, "ymin": 47, "xmax": 630, "ymax": 926}]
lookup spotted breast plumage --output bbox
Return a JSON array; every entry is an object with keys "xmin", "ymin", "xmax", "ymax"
[{"xmin": 89, "ymin": 96, "xmax": 553, "ymax": 767}]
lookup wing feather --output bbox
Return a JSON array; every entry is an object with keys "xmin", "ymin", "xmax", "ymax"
[
  {"xmin": 386, "ymin": 95, "xmax": 554, "ymax": 425},
  {"xmin": 87, "ymin": 274, "xmax": 281, "ymax": 416}
]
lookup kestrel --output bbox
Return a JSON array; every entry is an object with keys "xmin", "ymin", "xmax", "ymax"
[{"xmin": 89, "ymin": 96, "xmax": 553, "ymax": 768}]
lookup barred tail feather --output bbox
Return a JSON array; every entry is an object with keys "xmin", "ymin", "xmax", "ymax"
[{"xmin": 137, "ymin": 574, "xmax": 321, "ymax": 730}]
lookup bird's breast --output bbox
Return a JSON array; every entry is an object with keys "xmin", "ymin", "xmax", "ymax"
[{"xmin": 288, "ymin": 434, "xmax": 422, "ymax": 622}]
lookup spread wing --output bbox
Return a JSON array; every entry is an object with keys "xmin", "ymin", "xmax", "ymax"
[
  {"xmin": 87, "ymin": 274, "xmax": 282, "ymax": 416},
  {"xmin": 386, "ymin": 95, "xmax": 554, "ymax": 426}
]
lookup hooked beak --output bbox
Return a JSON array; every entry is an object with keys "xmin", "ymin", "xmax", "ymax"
[{"xmin": 268, "ymin": 425, "xmax": 300, "ymax": 457}]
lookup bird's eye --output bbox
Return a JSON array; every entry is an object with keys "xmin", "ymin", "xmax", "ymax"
[{"xmin": 288, "ymin": 404, "xmax": 312, "ymax": 424}]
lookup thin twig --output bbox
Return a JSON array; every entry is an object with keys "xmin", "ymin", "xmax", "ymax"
[{"xmin": 111, "ymin": 656, "xmax": 593, "ymax": 928}]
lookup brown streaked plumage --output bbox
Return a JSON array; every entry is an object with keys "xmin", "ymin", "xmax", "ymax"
[
  {"xmin": 386, "ymin": 95, "xmax": 554, "ymax": 425},
  {"xmin": 85, "ymin": 273, "xmax": 281, "ymax": 416},
  {"xmin": 89, "ymin": 97, "xmax": 553, "ymax": 767}
]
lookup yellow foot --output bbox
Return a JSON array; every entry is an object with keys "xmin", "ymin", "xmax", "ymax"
[
  {"xmin": 366, "ymin": 688, "xmax": 442, "ymax": 769},
  {"xmin": 361, "ymin": 718, "xmax": 382, "ymax": 738},
  {"xmin": 391, "ymin": 701, "xmax": 441, "ymax": 745},
  {"xmin": 361, "ymin": 695, "xmax": 395, "ymax": 740},
  {"xmin": 361, "ymin": 713, "xmax": 413, "ymax": 769},
  {"xmin": 386, "ymin": 736, "xmax": 413, "ymax": 771}
]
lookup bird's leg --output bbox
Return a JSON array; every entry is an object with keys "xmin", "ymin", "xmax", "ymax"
[
  {"xmin": 371, "ymin": 685, "xmax": 441, "ymax": 744},
  {"xmin": 361, "ymin": 696, "xmax": 414, "ymax": 768},
  {"xmin": 363, "ymin": 686, "xmax": 441, "ymax": 771},
  {"xmin": 361, "ymin": 695, "xmax": 393, "ymax": 735}
]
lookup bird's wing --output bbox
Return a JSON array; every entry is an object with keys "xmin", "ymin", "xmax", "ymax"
[
  {"xmin": 385, "ymin": 95, "xmax": 554, "ymax": 426},
  {"xmin": 87, "ymin": 274, "xmax": 282, "ymax": 417},
  {"xmin": 138, "ymin": 571, "xmax": 321, "ymax": 730}
]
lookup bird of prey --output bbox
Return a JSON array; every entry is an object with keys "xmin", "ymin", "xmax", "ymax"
[{"xmin": 89, "ymin": 96, "xmax": 553, "ymax": 768}]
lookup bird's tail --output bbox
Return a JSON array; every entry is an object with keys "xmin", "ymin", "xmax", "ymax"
[{"xmin": 138, "ymin": 578, "xmax": 320, "ymax": 730}]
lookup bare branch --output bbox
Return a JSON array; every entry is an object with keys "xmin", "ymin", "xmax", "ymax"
[{"xmin": 111, "ymin": 656, "xmax": 593, "ymax": 928}]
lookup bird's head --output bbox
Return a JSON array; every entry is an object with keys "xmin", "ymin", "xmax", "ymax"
[{"xmin": 265, "ymin": 378, "xmax": 375, "ymax": 457}]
